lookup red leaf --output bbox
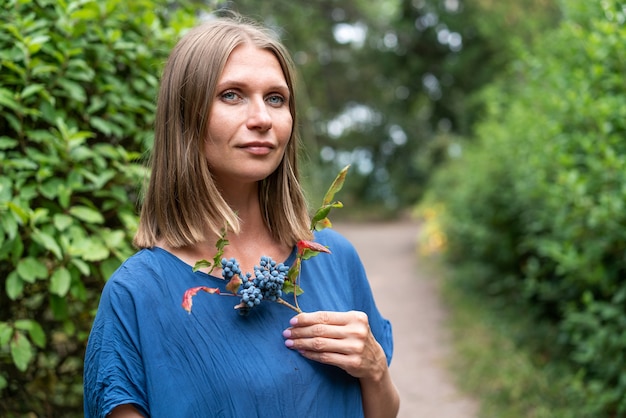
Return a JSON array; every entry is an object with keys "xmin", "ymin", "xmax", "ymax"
[
  {"xmin": 296, "ymin": 240, "xmax": 331, "ymax": 256},
  {"xmin": 182, "ymin": 286, "xmax": 220, "ymax": 313}
]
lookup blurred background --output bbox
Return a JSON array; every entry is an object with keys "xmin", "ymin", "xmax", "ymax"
[{"xmin": 1, "ymin": 0, "xmax": 625, "ymax": 416}]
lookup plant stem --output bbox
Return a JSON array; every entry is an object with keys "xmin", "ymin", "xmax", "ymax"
[
  {"xmin": 276, "ymin": 298, "xmax": 302, "ymax": 313},
  {"xmin": 294, "ymin": 283, "xmax": 301, "ymax": 312}
]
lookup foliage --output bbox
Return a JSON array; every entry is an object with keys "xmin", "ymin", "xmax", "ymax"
[
  {"xmin": 419, "ymin": 0, "xmax": 626, "ymax": 415},
  {"xmin": 225, "ymin": 0, "xmax": 560, "ymax": 210},
  {"xmin": 0, "ymin": 0, "xmax": 200, "ymax": 415},
  {"xmin": 438, "ymin": 260, "xmax": 589, "ymax": 418}
]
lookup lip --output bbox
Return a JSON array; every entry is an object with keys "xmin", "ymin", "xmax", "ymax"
[{"xmin": 237, "ymin": 142, "xmax": 275, "ymax": 156}]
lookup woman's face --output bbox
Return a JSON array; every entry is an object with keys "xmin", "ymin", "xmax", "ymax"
[{"xmin": 205, "ymin": 44, "xmax": 293, "ymax": 189}]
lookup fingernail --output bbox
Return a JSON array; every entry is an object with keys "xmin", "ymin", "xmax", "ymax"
[
  {"xmin": 282, "ymin": 329, "xmax": 291, "ymax": 338},
  {"xmin": 289, "ymin": 316, "xmax": 298, "ymax": 326},
  {"xmin": 284, "ymin": 339, "xmax": 294, "ymax": 348}
]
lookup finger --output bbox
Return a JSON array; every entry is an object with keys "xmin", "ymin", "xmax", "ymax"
[
  {"xmin": 290, "ymin": 311, "xmax": 368, "ymax": 327},
  {"xmin": 297, "ymin": 349, "xmax": 371, "ymax": 379},
  {"xmin": 297, "ymin": 349, "xmax": 350, "ymax": 367},
  {"xmin": 285, "ymin": 335, "xmax": 362, "ymax": 355},
  {"xmin": 283, "ymin": 323, "xmax": 346, "ymax": 340},
  {"xmin": 284, "ymin": 331, "xmax": 367, "ymax": 354}
]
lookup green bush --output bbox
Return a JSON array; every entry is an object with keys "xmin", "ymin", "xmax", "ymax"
[
  {"xmin": 421, "ymin": 0, "xmax": 626, "ymax": 415},
  {"xmin": 0, "ymin": 0, "xmax": 199, "ymax": 415}
]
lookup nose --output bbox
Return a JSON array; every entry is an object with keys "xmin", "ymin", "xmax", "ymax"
[{"xmin": 246, "ymin": 97, "xmax": 272, "ymax": 131}]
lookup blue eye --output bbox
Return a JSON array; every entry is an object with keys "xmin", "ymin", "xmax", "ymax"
[
  {"xmin": 220, "ymin": 91, "xmax": 239, "ymax": 101},
  {"xmin": 266, "ymin": 95, "xmax": 285, "ymax": 106}
]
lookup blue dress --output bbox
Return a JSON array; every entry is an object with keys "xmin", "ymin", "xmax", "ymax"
[{"xmin": 83, "ymin": 229, "xmax": 394, "ymax": 418}]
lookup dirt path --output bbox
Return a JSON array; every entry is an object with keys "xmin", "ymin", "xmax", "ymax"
[{"xmin": 334, "ymin": 219, "xmax": 479, "ymax": 418}]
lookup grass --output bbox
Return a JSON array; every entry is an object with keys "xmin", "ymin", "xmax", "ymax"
[{"xmin": 422, "ymin": 258, "xmax": 592, "ymax": 418}]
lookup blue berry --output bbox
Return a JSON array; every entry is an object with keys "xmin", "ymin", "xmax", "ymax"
[
  {"xmin": 235, "ymin": 256, "xmax": 289, "ymax": 314},
  {"xmin": 221, "ymin": 257, "xmax": 241, "ymax": 280},
  {"xmin": 252, "ymin": 256, "xmax": 287, "ymax": 302}
]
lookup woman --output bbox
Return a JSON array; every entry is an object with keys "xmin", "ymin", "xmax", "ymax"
[{"xmin": 84, "ymin": 13, "xmax": 400, "ymax": 418}]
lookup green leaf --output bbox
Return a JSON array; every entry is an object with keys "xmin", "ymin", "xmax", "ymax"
[
  {"xmin": 0, "ymin": 322, "xmax": 13, "ymax": 346},
  {"xmin": 0, "ymin": 87, "xmax": 19, "ymax": 111},
  {"xmin": 70, "ymin": 276, "xmax": 87, "ymax": 301},
  {"xmin": 310, "ymin": 202, "xmax": 343, "ymax": 231},
  {"xmin": 309, "ymin": 166, "xmax": 349, "ymax": 230},
  {"xmin": 83, "ymin": 169, "xmax": 116, "ymax": 189},
  {"xmin": 31, "ymin": 64, "xmax": 59, "ymax": 78},
  {"xmin": 0, "ymin": 374, "xmax": 7, "ymax": 390},
  {"xmin": 58, "ymin": 185, "xmax": 71, "ymax": 209},
  {"xmin": 6, "ymin": 271, "xmax": 24, "ymax": 300},
  {"xmin": 90, "ymin": 116, "xmax": 113, "ymax": 135},
  {"xmin": 314, "ymin": 217, "xmax": 333, "ymax": 231},
  {"xmin": 79, "ymin": 237, "xmax": 109, "ymax": 261},
  {"xmin": 28, "ymin": 129, "xmax": 57, "ymax": 144},
  {"xmin": 8, "ymin": 236, "xmax": 24, "ymax": 266},
  {"xmin": 30, "ymin": 208, "xmax": 50, "ymax": 226},
  {"xmin": 53, "ymin": 213, "xmax": 74, "ymax": 231},
  {"xmin": 286, "ymin": 260, "xmax": 300, "ymax": 283},
  {"xmin": 322, "ymin": 165, "xmax": 350, "ymax": 206},
  {"xmin": 0, "ymin": 136, "xmax": 18, "ymax": 150},
  {"xmin": 301, "ymin": 248, "xmax": 322, "ymax": 260},
  {"xmin": 70, "ymin": 257, "xmax": 90, "ymax": 275},
  {"xmin": 99, "ymin": 229, "xmax": 125, "ymax": 248},
  {"xmin": 50, "ymin": 295, "xmax": 68, "ymax": 320},
  {"xmin": 193, "ymin": 259, "xmax": 213, "ymax": 272},
  {"xmin": 56, "ymin": 78, "xmax": 86, "ymax": 101},
  {"xmin": 14, "ymin": 319, "xmax": 45, "ymax": 349},
  {"xmin": 310, "ymin": 206, "xmax": 331, "ymax": 230},
  {"xmin": 20, "ymin": 84, "xmax": 45, "ymax": 100},
  {"xmin": 7, "ymin": 202, "xmax": 29, "ymax": 224},
  {"xmin": 50, "ymin": 267, "xmax": 71, "ymax": 296},
  {"xmin": 0, "ymin": 176, "xmax": 12, "ymax": 201},
  {"xmin": 39, "ymin": 178, "xmax": 64, "ymax": 200},
  {"xmin": 70, "ymin": 8, "xmax": 99, "ymax": 22},
  {"xmin": 25, "ymin": 35, "xmax": 50, "ymax": 54},
  {"xmin": 16, "ymin": 257, "xmax": 48, "ymax": 283},
  {"xmin": 100, "ymin": 258, "xmax": 120, "ymax": 281},
  {"xmin": 10, "ymin": 332, "xmax": 33, "ymax": 372},
  {"xmin": 32, "ymin": 230, "xmax": 63, "ymax": 259},
  {"xmin": 1, "ymin": 211, "xmax": 19, "ymax": 241},
  {"xmin": 69, "ymin": 205, "xmax": 104, "ymax": 224},
  {"xmin": 282, "ymin": 281, "xmax": 304, "ymax": 296},
  {"xmin": 194, "ymin": 228, "xmax": 229, "ymax": 273}
]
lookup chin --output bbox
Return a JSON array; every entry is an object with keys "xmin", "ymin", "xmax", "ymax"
[{"xmin": 239, "ymin": 167, "xmax": 280, "ymax": 184}]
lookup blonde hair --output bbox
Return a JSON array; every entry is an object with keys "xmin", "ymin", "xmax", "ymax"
[{"xmin": 134, "ymin": 15, "xmax": 312, "ymax": 249}]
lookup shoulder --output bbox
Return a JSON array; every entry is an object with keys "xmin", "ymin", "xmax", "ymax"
[
  {"xmin": 309, "ymin": 228, "xmax": 363, "ymax": 269},
  {"xmin": 117, "ymin": 247, "xmax": 172, "ymax": 271},
  {"xmin": 312, "ymin": 228, "xmax": 356, "ymax": 253},
  {"xmin": 102, "ymin": 247, "xmax": 182, "ymax": 297}
]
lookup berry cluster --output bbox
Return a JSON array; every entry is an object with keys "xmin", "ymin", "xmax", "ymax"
[
  {"xmin": 221, "ymin": 256, "xmax": 289, "ymax": 315},
  {"xmin": 220, "ymin": 257, "xmax": 243, "ymax": 281},
  {"xmin": 254, "ymin": 256, "xmax": 289, "ymax": 302}
]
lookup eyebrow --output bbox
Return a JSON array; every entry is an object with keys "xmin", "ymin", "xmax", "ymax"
[{"xmin": 216, "ymin": 80, "xmax": 290, "ymax": 94}]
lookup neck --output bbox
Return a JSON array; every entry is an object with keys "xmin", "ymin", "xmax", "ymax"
[{"xmin": 162, "ymin": 180, "xmax": 291, "ymax": 275}]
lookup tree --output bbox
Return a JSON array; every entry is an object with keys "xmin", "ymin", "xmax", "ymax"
[
  {"xmin": 422, "ymin": 1, "xmax": 626, "ymax": 414},
  {"xmin": 0, "ymin": 0, "xmax": 201, "ymax": 415},
  {"xmin": 221, "ymin": 0, "xmax": 559, "ymax": 210}
]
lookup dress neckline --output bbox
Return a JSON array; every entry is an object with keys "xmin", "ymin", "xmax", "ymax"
[{"xmin": 151, "ymin": 245, "xmax": 298, "ymax": 281}]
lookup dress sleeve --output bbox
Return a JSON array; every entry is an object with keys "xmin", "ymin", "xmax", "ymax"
[
  {"xmin": 83, "ymin": 268, "xmax": 149, "ymax": 418},
  {"xmin": 317, "ymin": 229, "xmax": 395, "ymax": 366},
  {"xmin": 349, "ymin": 252, "xmax": 395, "ymax": 366}
]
